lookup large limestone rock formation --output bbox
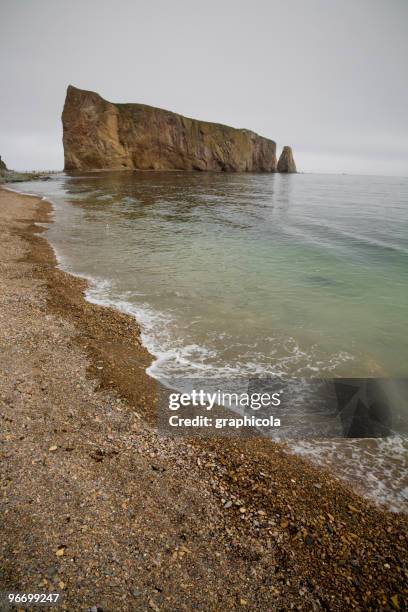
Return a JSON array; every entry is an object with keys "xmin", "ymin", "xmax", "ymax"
[
  {"xmin": 277, "ymin": 146, "xmax": 297, "ymax": 173},
  {"xmin": 62, "ymin": 86, "xmax": 278, "ymax": 173},
  {"xmin": 0, "ymin": 156, "xmax": 7, "ymax": 173}
]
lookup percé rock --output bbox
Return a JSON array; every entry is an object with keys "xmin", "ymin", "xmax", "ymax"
[
  {"xmin": 0, "ymin": 156, "xmax": 7, "ymax": 172},
  {"xmin": 62, "ymin": 85, "xmax": 279, "ymax": 173},
  {"xmin": 277, "ymin": 146, "xmax": 297, "ymax": 173}
]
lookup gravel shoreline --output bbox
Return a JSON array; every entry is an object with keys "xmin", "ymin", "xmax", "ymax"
[{"xmin": 0, "ymin": 187, "xmax": 407, "ymax": 610}]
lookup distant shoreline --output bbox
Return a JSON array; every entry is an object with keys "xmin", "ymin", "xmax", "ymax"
[{"xmin": 3, "ymin": 168, "xmax": 408, "ymax": 180}]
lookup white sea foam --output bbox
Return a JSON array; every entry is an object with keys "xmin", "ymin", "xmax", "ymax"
[
  {"xmin": 84, "ymin": 280, "xmax": 353, "ymax": 389},
  {"xmin": 4, "ymin": 186, "xmax": 39, "ymax": 197},
  {"xmin": 290, "ymin": 436, "xmax": 408, "ymax": 513}
]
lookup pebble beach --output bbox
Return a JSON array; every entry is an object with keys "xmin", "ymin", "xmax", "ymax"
[{"xmin": 0, "ymin": 187, "xmax": 407, "ymax": 610}]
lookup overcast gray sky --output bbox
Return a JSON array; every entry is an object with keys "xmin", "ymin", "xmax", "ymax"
[{"xmin": 1, "ymin": 0, "xmax": 407, "ymax": 175}]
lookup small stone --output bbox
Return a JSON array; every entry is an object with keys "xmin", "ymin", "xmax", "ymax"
[
  {"xmin": 56, "ymin": 547, "xmax": 65, "ymax": 557},
  {"xmin": 49, "ymin": 445, "xmax": 58, "ymax": 452},
  {"xmin": 224, "ymin": 501, "xmax": 232, "ymax": 509}
]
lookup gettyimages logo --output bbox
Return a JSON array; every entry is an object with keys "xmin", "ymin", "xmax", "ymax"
[{"xmin": 156, "ymin": 378, "xmax": 408, "ymax": 439}]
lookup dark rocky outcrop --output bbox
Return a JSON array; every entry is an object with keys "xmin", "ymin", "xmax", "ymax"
[
  {"xmin": 0, "ymin": 156, "xmax": 7, "ymax": 172},
  {"xmin": 62, "ymin": 86, "xmax": 280, "ymax": 173},
  {"xmin": 277, "ymin": 146, "xmax": 297, "ymax": 173}
]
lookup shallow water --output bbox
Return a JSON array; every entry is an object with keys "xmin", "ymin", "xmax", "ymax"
[{"xmin": 14, "ymin": 171, "xmax": 408, "ymax": 511}]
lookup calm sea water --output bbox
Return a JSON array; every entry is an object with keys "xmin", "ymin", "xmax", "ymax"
[{"xmin": 14, "ymin": 171, "xmax": 408, "ymax": 511}]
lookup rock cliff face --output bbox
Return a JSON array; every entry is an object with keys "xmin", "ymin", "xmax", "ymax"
[
  {"xmin": 277, "ymin": 146, "xmax": 297, "ymax": 173},
  {"xmin": 0, "ymin": 156, "xmax": 7, "ymax": 172},
  {"xmin": 62, "ymin": 86, "xmax": 279, "ymax": 173}
]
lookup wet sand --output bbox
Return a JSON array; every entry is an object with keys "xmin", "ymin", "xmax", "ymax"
[{"xmin": 0, "ymin": 187, "xmax": 407, "ymax": 610}]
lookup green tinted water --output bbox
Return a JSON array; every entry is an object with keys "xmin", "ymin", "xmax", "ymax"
[{"xmin": 23, "ymin": 171, "xmax": 408, "ymax": 381}]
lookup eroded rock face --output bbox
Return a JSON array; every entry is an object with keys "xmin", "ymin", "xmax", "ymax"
[
  {"xmin": 62, "ymin": 85, "xmax": 277, "ymax": 173},
  {"xmin": 0, "ymin": 156, "xmax": 7, "ymax": 172},
  {"xmin": 277, "ymin": 146, "xmax": 297, "ymax": 173}
]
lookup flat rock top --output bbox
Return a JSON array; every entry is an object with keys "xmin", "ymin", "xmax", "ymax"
[{"xmin": 62, "ymin": 85, "xmax": 278, "ymax": 172}]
